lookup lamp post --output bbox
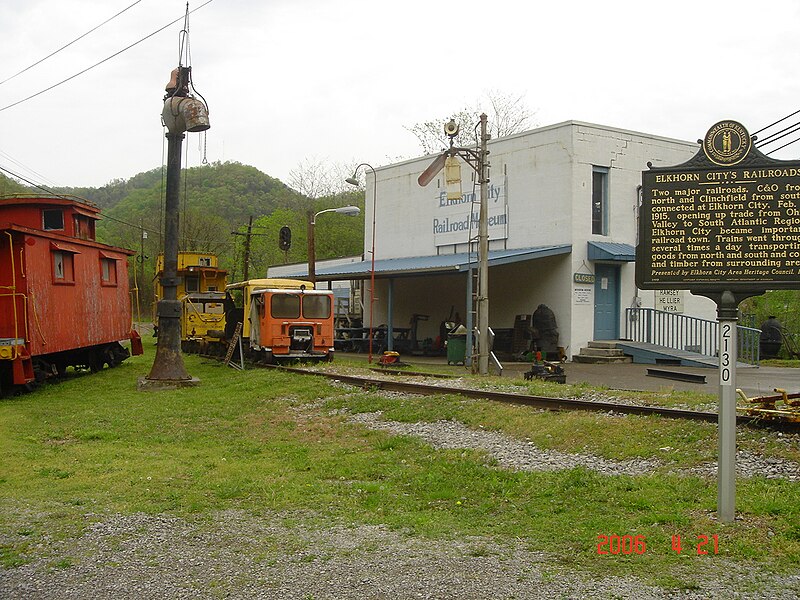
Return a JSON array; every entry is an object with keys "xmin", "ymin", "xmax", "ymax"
[
  {"xmin": 346, "ymin": 163, "xmax": 377, "ymax": 363},
  {"xmin": 307, "ymin": 205, "xmax": 361, "ymax": 286}
]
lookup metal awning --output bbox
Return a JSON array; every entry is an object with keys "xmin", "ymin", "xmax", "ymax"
[
  {"xmin": 284, "ymin": 244, "xmax": 572, "ymax": 281},
  {"xmin": 587, "ymin": 241, "xmax": 635, "ymax": 262}
]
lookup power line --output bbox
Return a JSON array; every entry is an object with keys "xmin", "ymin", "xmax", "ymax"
[
  {"xmin": 752, "ymin": 108, "xmax": 800, "ymax": 136},
  {"xmin": 0, "ymin": 0, "xmax": 144, "ymax": 87},
  {"xmin": 0, "ymin": 148, "xmax": 59, "ymax": 188},
  {"xmin": 0, "ymin": 0, "xmax": 214, "ymax": 113},
  {"xmin": 0, "ymin": 162, "xmax": 151, "ymax": 234},
  {"xmin": 755, "ymin": 120, "xmax": 800, "ymax": 147},
  {"xmin": 766, "ymin": 136, "xmax": 800, "ymax": 156},
  {"xmin": 0, "ymin": 164, "xmax": 77, "ymax": 201}
]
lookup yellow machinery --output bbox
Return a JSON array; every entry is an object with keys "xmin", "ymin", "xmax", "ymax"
[
  {"xmin": 153, "ymin": 252, "xmax": 228, "ymax": 352},
  {"xmin": 737, "ymin": 388, "xmax": 800, "ymax": 423}
]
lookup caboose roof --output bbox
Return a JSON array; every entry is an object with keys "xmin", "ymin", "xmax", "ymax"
[{"xmin": 0, "ymin": 194, "xmax": 99, "ymax": 215}]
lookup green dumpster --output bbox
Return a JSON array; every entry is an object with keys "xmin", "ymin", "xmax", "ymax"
[{"xmin": 447, "ymin": 333, "xmax": 466, "ymax": 365}]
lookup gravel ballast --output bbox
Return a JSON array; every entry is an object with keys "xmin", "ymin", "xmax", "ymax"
[{"xmin": 2, "ymin": 510, "xmax": 799, "ymax": 600}]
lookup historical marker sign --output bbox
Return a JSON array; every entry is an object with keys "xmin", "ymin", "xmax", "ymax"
[
  {"xmin": 636, "ymin": 120, "xmax": 800, "ymax": 524},
  {"xmin": 636, "ymin": 120, "xmax": 800, "ymax": 291}
]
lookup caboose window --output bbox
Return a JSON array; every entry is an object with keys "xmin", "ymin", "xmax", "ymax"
[
  {"xmin": 43, "ymin": 209, "xmax": 64, "ymax": 230},
  {"xmin": 302, "ymin": 295, "xmax": 331, "ymax": 319},
  {"xmin": 52, "ymin": 250, "xmax": 74, "ymax": 283},
  {"xmin": 100, "ymin": 257, "xmax": 117, "ymax": 285},
  {"xmin": 271, "ymin": 294, "xmax": 300, "ymax": 318},
  {"xmin": 73, "ymin": 215, "xmax": 94, "ymax": 240}
]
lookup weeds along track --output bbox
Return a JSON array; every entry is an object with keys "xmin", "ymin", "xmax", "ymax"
[{"xmin": 216, "ymin": 358, "xmax": 800, "ymax": 432}]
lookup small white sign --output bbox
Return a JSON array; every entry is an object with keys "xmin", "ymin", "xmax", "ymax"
[
  {"xmin": 655, "ymin": 289, "xmax": 684, "ymax": 313},
  {"xmin": 574, "ymin": 287, "xmax": 592, "ymax": 304}
]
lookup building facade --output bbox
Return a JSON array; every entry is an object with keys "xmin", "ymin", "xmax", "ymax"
[{"xmin": 273, "ymin": 121, "xmax": 719, "ymax": 358}]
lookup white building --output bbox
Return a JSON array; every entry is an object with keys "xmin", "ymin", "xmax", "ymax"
[{"xmin": 272, "ymin": 121, "xmax": 718, "ymax": 359}]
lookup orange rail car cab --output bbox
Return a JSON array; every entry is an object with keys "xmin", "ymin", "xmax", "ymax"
[{"xmin": 250, "ymin": 287, "xmax": 335, "ymax": 362}]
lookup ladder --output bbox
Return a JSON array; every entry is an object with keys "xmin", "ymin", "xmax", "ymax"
[{"xmin": 224, "ymin": 322, "xmax": 244, "ymax": 370}]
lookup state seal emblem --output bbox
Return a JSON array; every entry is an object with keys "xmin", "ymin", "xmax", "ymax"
[{"xmin": 703, "ymin": 120, "xmax": 751, "ymax": 166}]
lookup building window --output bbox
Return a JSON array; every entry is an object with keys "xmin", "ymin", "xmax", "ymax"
[
  {"xmin": 592, "ymin": 167, "xmax": 609, "ymax": 235},
  {"xmin": 52, "ymin": 251, "xmax": 75, "ymax": 283},
  {"xmin": 100, "ymin": 257, "xmax": 117, "ymax": 285},
  {"xmin": 43, "ymin": 209, "xmax": 64, "ymax": 231}
]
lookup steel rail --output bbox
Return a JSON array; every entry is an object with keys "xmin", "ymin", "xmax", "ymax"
[{"xmin": 261, "ymin": 364, "xmax": 799, "ymax": 430}]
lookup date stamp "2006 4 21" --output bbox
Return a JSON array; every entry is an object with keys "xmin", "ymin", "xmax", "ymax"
[{"xmin": 597, "ymin": 534, "xmax": 719, "ymax": 555}]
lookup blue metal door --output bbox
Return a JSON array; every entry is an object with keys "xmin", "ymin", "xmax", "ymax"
[{"xmin": 593, "ymin": 264, "xmax": 620, "ymax": 340}]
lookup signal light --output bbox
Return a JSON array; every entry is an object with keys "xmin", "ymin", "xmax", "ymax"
[{"xmin": 279, "ymin": 226, "xmax": 291, "ymax": 251}]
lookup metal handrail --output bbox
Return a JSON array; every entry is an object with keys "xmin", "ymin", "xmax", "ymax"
[{"xmin": 624, "ymin": 307, "xmax": 761, "ymax": 365}]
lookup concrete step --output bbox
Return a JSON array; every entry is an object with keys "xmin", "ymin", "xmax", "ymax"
[
  {"xmin": 586, "ymin": 340, "xmax": 620, "ymax": 350},
  {"xmin": 572, "ymin": 341, "xmax": 632, "ymax": 364},
  {"xmin": 572, "ymin": 353, "xmax": 633, "ymax": 364},
  {"xmin": 578, "ymin": 347, "xmax": 628, "ymax": 358}
]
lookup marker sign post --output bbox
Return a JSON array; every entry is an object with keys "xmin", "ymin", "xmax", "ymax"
[{"xmin": 637, "ymin": 120, "xmax": 800, "ymax": 523}]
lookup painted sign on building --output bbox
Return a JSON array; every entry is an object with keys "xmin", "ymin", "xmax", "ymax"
[{"xmin": 433, "ymin": 181, "xmax": 508, "ymax": 246}]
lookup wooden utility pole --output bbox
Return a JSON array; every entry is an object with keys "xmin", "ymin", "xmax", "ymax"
[{"xmin": 243, "ymin": 216, "xmax": 252, "ymax": 281}]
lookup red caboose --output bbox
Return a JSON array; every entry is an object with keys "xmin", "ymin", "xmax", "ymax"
[{"xmin": 0, "ymin": 194, "xmax": 139, "ymax": 392}]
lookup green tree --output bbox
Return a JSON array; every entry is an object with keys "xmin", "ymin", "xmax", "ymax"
[{"xmin": 0, "ymin": 173, "xmax": 28, "ymax": 195}]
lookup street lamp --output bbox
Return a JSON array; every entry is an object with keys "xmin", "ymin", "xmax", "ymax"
[
  {"xmin": 346, "ymin": 163, "xmax": 377, "ymax": 363},
  {"xmin": 307, "ymin": 205, "xmax": 361, "ymax": 286}
]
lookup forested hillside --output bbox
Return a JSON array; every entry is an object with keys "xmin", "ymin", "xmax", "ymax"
[
  {"xmin": 0, "ymin": 173, "xmax": 28, "ymax": 195},
  {"xmin": 94, "ymin": 161, "xmax": 364, "ymax": 298},
  {"xmin": 3, "ymin": 162, "xmax": 365, "ymax": 304}
]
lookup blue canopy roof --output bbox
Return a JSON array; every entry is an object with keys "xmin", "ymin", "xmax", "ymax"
[
  {"xmin": 284, "ymin": 244, "xmax": 572, "ymax": 281},
  {"xmin": 587, "ymin": 241, "xmax": 635, "ymax": 262}
]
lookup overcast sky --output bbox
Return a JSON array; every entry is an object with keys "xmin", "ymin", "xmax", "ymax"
[{"xmin": 1, "ymin": 0, "xmax": 799, "ymax": 189}]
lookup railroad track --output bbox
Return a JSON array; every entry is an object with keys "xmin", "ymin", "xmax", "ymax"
[{"xmin": 251, "ymin": 362, "xmax": 800, "ymax": 431}]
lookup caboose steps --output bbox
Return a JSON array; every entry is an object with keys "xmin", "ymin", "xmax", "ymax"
[{"xmin": 572, "ymin": 341, "xmax": 632, "ymax": 364}]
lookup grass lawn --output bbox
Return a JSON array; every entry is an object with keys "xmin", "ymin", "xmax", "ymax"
[{"xmin": 1, "ymin": 336, "xmax": 798, "ymax": 590}]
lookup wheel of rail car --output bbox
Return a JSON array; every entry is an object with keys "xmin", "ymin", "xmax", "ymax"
[
  {"xmin": 102, "ymin": 346, "xmax": 118, "ymax": 368},
  {"xmin": 88, "ymin": 350, "xmax": 104, "ymax": 373},
  {"xmin": 25, "ymin": 362, "xmax": 50, "ymax": 390}
]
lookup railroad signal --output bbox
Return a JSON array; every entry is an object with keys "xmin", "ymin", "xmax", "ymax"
[{"xmin": 279, "ymin": 226, "xmax": 292, "ymax": 251}]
